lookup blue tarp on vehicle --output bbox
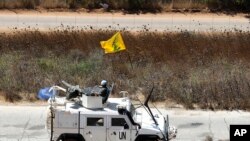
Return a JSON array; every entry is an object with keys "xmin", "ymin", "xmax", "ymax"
[{"xmin": 37, "ymin": 87, "xmax": 53, "ymax": 100}]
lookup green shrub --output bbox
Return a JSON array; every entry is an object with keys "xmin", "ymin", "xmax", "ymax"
[
  {"xmin": 69, "ymin": 61, "xmax": 98, "ymax": 75},
  {"xmin": 38, "ymin": 58, "xmax": 57, "ymax": 72}
]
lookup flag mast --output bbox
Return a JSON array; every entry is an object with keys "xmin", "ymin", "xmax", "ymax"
[{"xmin": 100, "ymin": 32, "xmax": 133, "ymax": 69}]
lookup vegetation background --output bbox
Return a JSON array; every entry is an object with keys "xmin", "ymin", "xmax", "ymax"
[
  {"xmin": 0, "ymin": 29, "xmax": 249, "ymax": 110},
  {"xmin": 0, "ymin": 0, "xmax": 249, "ymax": 110},
  {"xmin": 0, "ymin": 0, "xmax": 249, "ymax": 12}
]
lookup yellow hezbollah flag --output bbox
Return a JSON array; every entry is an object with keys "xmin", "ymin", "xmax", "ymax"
[{"xmin": 100, "ymin": 32, "xmax": 126, "ymax": 54}]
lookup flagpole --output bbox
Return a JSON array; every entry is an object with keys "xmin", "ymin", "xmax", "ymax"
[{"xmin": 100, "ymin": 31, "xmax": 132, "ymax": 69}]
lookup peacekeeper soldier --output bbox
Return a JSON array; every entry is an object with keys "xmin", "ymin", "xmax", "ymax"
[{"xmin": 99, "ymin": 80, "xmax": 110, "ymax": 104}]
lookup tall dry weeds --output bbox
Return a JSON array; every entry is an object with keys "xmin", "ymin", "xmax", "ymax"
[
  {"xmin": 0, "ymin": 0, "xmax": 249, "ymax": 12},
  {"xmin": 0, "ymin": 30, "xmax": 249, "ymax": 110}
]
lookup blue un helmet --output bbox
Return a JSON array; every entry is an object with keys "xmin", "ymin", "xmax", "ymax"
[{"xmin": 101, "ymin": 80, "xmax": 107, "ymax": 87}]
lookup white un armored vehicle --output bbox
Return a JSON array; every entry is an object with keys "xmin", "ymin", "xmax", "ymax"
[{"xmin": 46, "ymin": 81, "xmax": 177, "ymax": 141}]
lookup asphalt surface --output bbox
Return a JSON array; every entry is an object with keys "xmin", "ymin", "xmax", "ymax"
[
  {"xmin": 0, "ymin": 13, "xmax": 249, "ymax": 32},
  {"xmin": 1, "ymin": 105, "xmax": 250, "ymax": 141},
  {"xmin": 0, "ymin": 106, "xmax": 49, "ymax": 141}
]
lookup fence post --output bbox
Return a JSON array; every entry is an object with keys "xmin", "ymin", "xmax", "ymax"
[
  {"xmin": 17, "ymin": 14, "xmax": 19, "ymax": 28},
  {"xmin": 151, "ymin": 16, "xmax": 153, "ymax": 30},
  {"xmin": 75, "ymin": 15, "xmax": 76, "ymax": 27},
  {"xmin": 212, "ymin": 14, "xmax": 214, "ymax": 30},
  {"xmin": 172, "ymin": 13, "xmax": 173, "ymax": 28},
  {"xmin": 95, "ymin": 13, "xmax": 98, "ymax": 28}
]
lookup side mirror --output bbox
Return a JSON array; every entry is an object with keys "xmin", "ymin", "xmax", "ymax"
[{"xmin": 124, "ymin": 123, "xmax": 129, "ymax": 129}]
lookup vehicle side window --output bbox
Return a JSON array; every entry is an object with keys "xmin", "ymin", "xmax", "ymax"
[
  {"xmin": 111, "ymin": 118, "xmax": 128, "ymax": 127},
  {"xmin": 87, "ymin": 117, "xmax": 104, "ymax": 126}
]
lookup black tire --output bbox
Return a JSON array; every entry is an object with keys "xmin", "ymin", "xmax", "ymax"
[
  {"xmin": 135, "ymin": 135, "xmax": 160, "ymax": 141},
  {"xmin": 57, "ymin": 133, "xmax": 85, "ymax": 141}
]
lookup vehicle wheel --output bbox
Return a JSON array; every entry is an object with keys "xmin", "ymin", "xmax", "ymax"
[
  {"xmin": 135, "ymin": 135, "xmax": 160, "ymax": 141},
  {"xmin": 58, "ymin": 137, "xmax": 82, "ymax": 141},
  {"xmin": 64, "ymin": 139, "xmax": 79, "ymax": 141},
  {"xmin": 57, "ymin": 134, "xmax": 85, "ymax": 141}
]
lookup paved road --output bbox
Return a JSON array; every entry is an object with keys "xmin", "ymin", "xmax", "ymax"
[
  {"xmin": 1, "ymin": 105, "xmax": 250, "ymax": 141},
  {"xmin": 0, "ymin": 106, "xmax": 49, "ymax": 141},
  {"xmin": 166, "ymin": 110, "xmax": 250, "ymax": 141},
  {"xmin": 0, "ymin": 13, "xmax": 249, "ymax": 32}
]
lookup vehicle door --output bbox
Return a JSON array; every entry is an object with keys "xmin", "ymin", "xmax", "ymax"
[
  {"xmin": 107, "ymin": 116, "xmax": 131, "ymax": 141},
  {"xmin": 83, "ymin": 115, "xmax": 106, "ymax": 141}
]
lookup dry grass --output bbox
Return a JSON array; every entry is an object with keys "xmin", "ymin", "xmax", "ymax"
[
  {"xmin": 0, "ymin": 29, "xmax": 249, "ymax": 110},
  {"xmin": 40, "ymin": 0, "xmax": 69, "ymax": 9},
  {"xmin": 0, "ymin": 0, "xmax": 249, "ymax": 12},
  {"xmin": 0, "ymin": 0, "xmax": 38, "ymax": 9}
]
